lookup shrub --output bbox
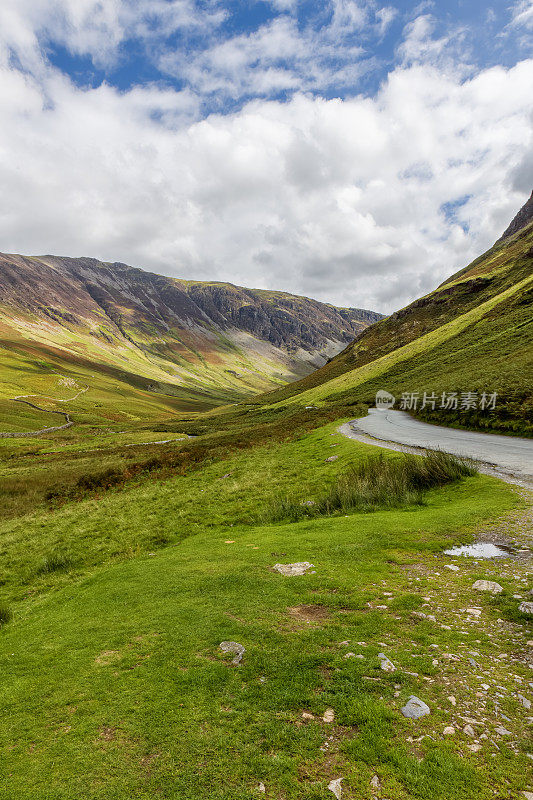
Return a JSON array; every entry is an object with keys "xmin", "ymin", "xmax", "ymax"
[{"xmin": 76, "ymin": 468, "xmax": 123, "ymax": 493}]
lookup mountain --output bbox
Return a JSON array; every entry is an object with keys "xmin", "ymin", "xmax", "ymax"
[
  {"xmin": 255, "ymin": 192, "xmax": 533, "ymax": 435},
  {"xmin": 500, "ymin": 190, "xmax": 533, "ymax": 240},
  {"xmin": 0, "ymin": 253, "xmax": 382, "ymax": 419}
]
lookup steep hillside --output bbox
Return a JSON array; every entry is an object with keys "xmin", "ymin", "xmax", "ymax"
[
  {"xmin": 0, "ymin": 253, "xmax": 381, "ymax": 425},
  {"xmin": 254, "ymin": 194, "xmax": 533, "ymax": 434}
]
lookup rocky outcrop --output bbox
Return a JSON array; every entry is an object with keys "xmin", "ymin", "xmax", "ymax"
[{"xmin": 500, "ymin": 190, "xmax": 533, "ymax": 240}]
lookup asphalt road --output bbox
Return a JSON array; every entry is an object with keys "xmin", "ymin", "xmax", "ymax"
[{"xmin": 339, "ymin": 409, "xmax": 533, "ymax": 485}]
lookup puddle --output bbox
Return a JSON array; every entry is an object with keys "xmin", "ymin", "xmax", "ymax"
[{"xmin": 443, "ymin": 542, "xmax": 513, "ymax": 559}]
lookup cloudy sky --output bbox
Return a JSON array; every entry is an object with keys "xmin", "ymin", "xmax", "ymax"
[{"xmin": 0, "ymin": 1, "xmax": 532, "ymax": 313}]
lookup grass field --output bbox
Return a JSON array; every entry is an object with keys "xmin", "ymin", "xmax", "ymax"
[{"xmin": 1, "ymin": 420, "xmax": 532, "ymax": 800}]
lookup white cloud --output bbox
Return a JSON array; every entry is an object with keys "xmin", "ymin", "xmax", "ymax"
[
  {"xmin": 0, "ymin": 2, "xmax": 531, "ymax": 315},
  {"xmin": 510, "ymin": 0, "xmax": 533, "ymax": 30},
  {"xmin": 158, "ymin": 12, "xmax": 371, "ymax": 100},
  {"xmin": 0, "ymin": 50, "xmax": 531, "ymax": 314},
  {"xmin": 0, "ymin": 0, "xmax": 226, "ymax": 70}
]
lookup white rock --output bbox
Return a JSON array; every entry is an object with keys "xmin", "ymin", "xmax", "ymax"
[
  {"xmin": 401, "ymin": 696, "xmax": 430, "ymax": 719},
  {"xmin": 301, "ymin": 712, "xmax": 314, "ymax": 721},
  {"xmin": 443, "ymin": 726, "xmax": 455, "ymax": 735},
  {"xmin": 328, "ymin": 778, "xmax": 343, "ymax": 799},
  {"xmin": 472, "ymin": 580, "xmax": 503, "ymax": 594},
  {"xmin": 219, "ymin": 641, "xmax": 245, "ymax": 665},
  {"xmin": 323, "ymin": 708, "xmax": 335, "ymax": 723},
  {"xmin": 445, "ymin": 564, "xmax": 459, "ymax": 571},
  {"xmin": 273, "ymin": 562, "xmax": 314, "ymax": 576},
  {"xmin": 465, "ymin": 608, "xmax": 482, "ymax": 617},
  {"xmin": 257, "ymin": 783, "xmax": 266, "ymax": 793},
  {"xmin": 447, "ymin": 696, "xmax": 456, "ymax": 706},
  {"xmin": 370, "ymin": 775, "xmax": 381, "ymax": 789},
  {"xmin": 495, "ymin": 725, "xmax": 512, "ymax": 735},
  {"xmin": 468, "ymin": 744, "xmax": 482, "ymax": 752},
  {"xmin": 463, "ymin": 724, "xmax": 475, "ymax": 737},
  {"xmin": 522, "ymin": 793, "xmax": 533, "ymax": 800},
  {"xmin": 519, "ymin": 602, "xmax": 533, "ymax": 615},
  {"xmin": 378, "ymin": 653, "xmax": 396, "ymax": 672},
  {"xmin": 518, "ymin": 694, "xmax": 531, "ymax": 710}
]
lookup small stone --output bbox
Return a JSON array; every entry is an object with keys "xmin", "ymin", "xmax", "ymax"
[
  {"xmin": 448, "ymin": 696, "xmax": 456, "ymax": 706},
  {"xmin": 463, "ymin": 724, "xmax": 475, "ymax": 736},
  {"xmin": 518, "ymin": 694, "xmax": 531, "ymax": 710},
  {"xmin": 219, "ymin": 641, "xmax": 245, "ymax": 665},
  {"xmin": 468, "ymin": 744, "xmax": 482, "ymax": 752},
  {"xmin": 224, "ymin": 540, "xmax": 235, "ymax": 544},
  {"xmin": 465, "ymin": 608, "xmax": 482, "ymax": 617},
  {"xmin": 302, "ymin": 712, "xmax": 314, "ymax": 721},
  {"xmin": 445, "ymin": 564, "xmax": 459, "ymax": 571},
  {"xmin": 323, "ymin": 708, "xmax": 335, "ymax": 723},
  {"xmin": 273, "ymin": 562, "xmax": 314, "ymax": 576},
  {"xmin": 411, "ymin": 611, "xmax": 427, "ymax": 620},
  {"xmin": 325, "ymin": 455, "xmax": 339, "ymax": 462},
  {"xmin": 401, "ymin": 696, "xmax": 430, "ymax": 719},
  {"xmin": 257, "ymin": 783, "xmax": 266, "ymax": 793},
  {"xmin": 522, "ymin": 793, "xmax": 533, "ymax": 800},
  {"xmin": 328, "ymin": 778, "xmax": 343, "ymax": 799},
  {"xmin": 378, "ymin": 653, "xmax": 396, "ymax": 672},
  {"xmin": 344, "ymin": 652, "xmax": 356, "ymax": 659},
  {"xmin": 443, "ymin": 726, "xmax": 455, "ymax": 735},
  {"xmin": 495, "ymin": 725, "xmax": 511, "ymax": 736},
  {"xmin": 370, "ymin": 775, "xmax": 381, "ymax": 789},
  {"xmin": 472, "ymin": 580, "xmax": 503, "ymax": 594},
  {"xmin": 518, "ymin": 602, "xmax": 533, "ymax": 615}
]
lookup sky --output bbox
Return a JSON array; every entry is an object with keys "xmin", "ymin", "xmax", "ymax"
[{"xmin": 0, "ymin": 1, "xmax": 532, "ymax": 313}]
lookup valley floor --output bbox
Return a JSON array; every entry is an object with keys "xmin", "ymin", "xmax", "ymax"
[{"xmin": 0, "ymin": 423, "xmax": 532, "ymax": 799}]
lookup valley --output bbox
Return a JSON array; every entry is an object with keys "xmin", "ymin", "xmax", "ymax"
[{"xmin": 0, "ymin": 198, "xmax": 531, "ymax": 800}]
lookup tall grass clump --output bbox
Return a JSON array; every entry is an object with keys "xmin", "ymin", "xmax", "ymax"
[
  {"xmin": 0, "ymin": 604, "xmax": 13, "ymax": 626},
  {"xmin": 261, "ymin": 450, "xmax": 476, "ymax": 522},
  {"xmin": 36, "ymin": 551, "xmax": 73, "ymax": 576}
]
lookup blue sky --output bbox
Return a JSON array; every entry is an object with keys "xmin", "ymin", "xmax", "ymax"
[
  {"xmin": 0, "ymin": 0, "xmax": 531, "ymax": 311},
  {"xmin": 45, "ymin": 1, "xmax": 532, "ymax": 107}
]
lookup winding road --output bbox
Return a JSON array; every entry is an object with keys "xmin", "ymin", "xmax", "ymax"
[{"xmin": 339, "ymin": 409, "xmax": 533, "ymax": 487}]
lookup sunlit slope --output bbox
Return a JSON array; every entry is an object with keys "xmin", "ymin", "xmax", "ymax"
[
  {"xmin": 0, "ymin": 253, "xmax": 381, "ymax": 422},
  {"xmin": 256, "ymin": 220, "xmax": 533, "ymax": 430}
]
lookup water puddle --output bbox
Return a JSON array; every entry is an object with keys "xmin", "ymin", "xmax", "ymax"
[{"xmin": 443, "ymin": 542, "xmax": 513, "ymax": 559}]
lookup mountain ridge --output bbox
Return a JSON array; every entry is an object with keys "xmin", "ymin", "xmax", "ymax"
[{"xmin": 0, "ymin": 252, "xmax": 382, "ymax": 417}]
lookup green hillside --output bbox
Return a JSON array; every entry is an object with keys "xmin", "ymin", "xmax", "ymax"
[{"xmin": 252, "ymin": 219, "xmax": 533, "ymax": 435}]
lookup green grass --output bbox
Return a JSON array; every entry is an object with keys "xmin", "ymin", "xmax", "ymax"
[
  {"xmin": 261, "ymin": 451, "xmax": 477, "ymax": 522},
  {"xmin": 0, "ymin": 422, "xmax": 531, "ymax": 799}
]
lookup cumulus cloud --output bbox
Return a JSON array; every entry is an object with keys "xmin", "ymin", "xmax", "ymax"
[
  {"xmin": 0, "ymin": 0, "xmax": 226, "ymax": 69},
  {"xmin": 157, "ymin": 4, "xmax": 394, "ymax": 101},
  {"xmin": 1, "ymin": 50, "xmax": 532, "ymax": 314},
  {"xmin": 0, "ymin": 2, "xmax": 531, "ymax": 315}
]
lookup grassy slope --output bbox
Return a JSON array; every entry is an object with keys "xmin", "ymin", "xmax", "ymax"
[
  {"xmin": 1, "ymin": 423, "xmax": 531, "ymax": 799},
  {"xmin": 252, "ymin": 221, "xmax": 533, "ymax": 434}
]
